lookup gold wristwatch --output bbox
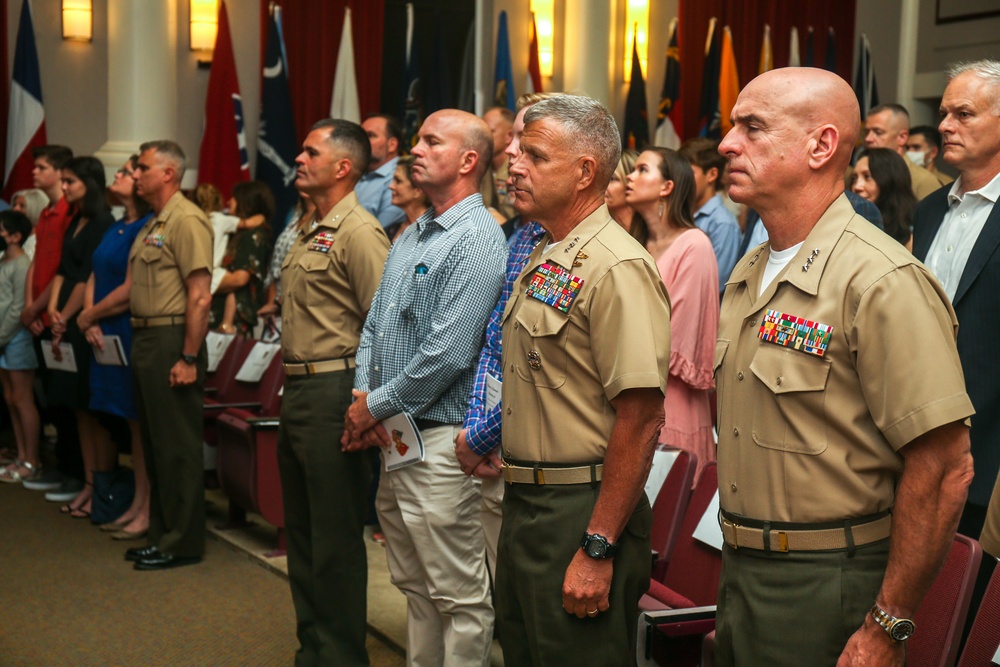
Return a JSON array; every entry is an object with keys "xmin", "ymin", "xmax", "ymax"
[{"xmin": 870, "ymin": 603, "xmax": 916, "ymax": 642}]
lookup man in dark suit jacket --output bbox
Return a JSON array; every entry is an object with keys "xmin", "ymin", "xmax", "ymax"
[{"xmin": 912, "ymin": 58, "xmax": 1000, "ymax": 540}]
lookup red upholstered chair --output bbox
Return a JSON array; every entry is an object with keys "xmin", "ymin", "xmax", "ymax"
[
  {"xmin": 910, "ymin": 533, "xmax": 982, "ymax": 667},
  {"xmin": 203, "ymin": 341, "xmax": 284, "ymax": 447},
  {"xmin": 957, "ymin": 560, "xmax": 1000, "ymax": 667},
  {"xmin": 204, "ymin": 335, "xmax": 252, "ymax": 398},
  {"xmin": 650, "ymin": 448, "xmax": 697, "ymax": 581}
]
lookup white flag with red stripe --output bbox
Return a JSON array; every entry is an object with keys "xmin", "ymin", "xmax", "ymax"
[{"xmin": 3, "ymin": 0, "xmax": 47, "ymax": 201}]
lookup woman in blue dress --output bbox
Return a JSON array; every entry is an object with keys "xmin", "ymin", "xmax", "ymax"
[{"xmin": 77, "ymin": 155, "xmax": 152, "ymax": 538}]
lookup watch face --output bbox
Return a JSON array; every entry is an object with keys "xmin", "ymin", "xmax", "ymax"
[
  {"xmin": 586, "ymin": 539, "xmax": 607, "ymax": 558},
  {"xmin": 891, "ymin": 620, "xmax": 915, "ymax": 641}
]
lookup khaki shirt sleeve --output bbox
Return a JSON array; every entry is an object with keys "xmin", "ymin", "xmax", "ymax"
[
  {"xmin": 173, "ymin": 215, "xmax": 214, "ymax": 279},
  {"xmin": 342, "ymin": 223, "xmax": 390, "ymax": 314},
  {"xmin": 852, "ymin": 264, "xmax": 974, "ymax": 449},
  {"xmin": 588, "ymin": 257, "xmax": 671, "ymax": 401}
]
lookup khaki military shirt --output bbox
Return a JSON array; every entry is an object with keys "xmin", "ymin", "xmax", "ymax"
[
  {"xmin": 280, "ymin": 191, "xmax": 389, "ymax": 362},
  {"xmin": 129, "ymin": 191, "xmax": 213, "ymax": 318},
  {"xmin": 908, "ymin": 159, "xmax": 945, "ymax": 200},
  {"xmin": 716, "ymin": 195, "xmax": 973, "ymax": 523},
  {"xmin": 501, "ymin": 205, "xmax": 671, "ymax": 463}
]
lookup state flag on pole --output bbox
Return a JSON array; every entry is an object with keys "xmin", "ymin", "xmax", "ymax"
[
  {"xmin": 526, "ymin": 13, "xmax": 543, "ymax": 94},
  {"xmin": 622, "ymin": 28, "xmax": 649, "ymax": 151},
  {"xmin": 494, "ymin": 11, "xmax": 515, "ymax": 111},
  {"xmin": 330, "ymin": 7, "xmax": 360, "ymax": 123},
  {"xmin": 789, "ymin": 27, "xmax": 801, "ymax": 67},
  {"xmin": 256, "ymin": 3, "xmax": 299, "ymax": 234},
  {"xmin": 3, "ymin": 0, "xmax": 46, "ymax": 201},
  {"xmin": 401, "ymin": 3, "xmax": 423, "ymax": 150},
  {"xmin": 697, "ymin": 18, "xmax": 721, "ymax": 139},
  {"xmin": 197, "ymin": 0, "xmax": 249, "ymax": 200},
  {"xmin": 719, "ymin": 26, "xmax": 739, "ymax": 136},
  {"xmin": 824, "ymin": 27, "xmax": 837, "ymax": 72},
  {"xmin": 803, "ymin": 27, "xmax": 814, "ymax": 67},
  {"xmin": 758, "ymin": 24, "xmax": 773, "ymax": 74},
  {"xmin": 654, "ymin": 17, "xmax": 681, "ymax": 150},
  {"xmin": 853, "ymin": 33, "xmax": 879, "ymax": 120}
]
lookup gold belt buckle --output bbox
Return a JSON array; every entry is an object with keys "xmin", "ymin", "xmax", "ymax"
[
  {"xmin": 501, "ymin": 463, "xmax": 512, "ymax": 483},
  {"xmin": 723, "ymin": 518, "xmax": 738, "ymax": 549},
  {"xmin": 776, "ymin": 531, "xmax": 789, "ymax": 552}
]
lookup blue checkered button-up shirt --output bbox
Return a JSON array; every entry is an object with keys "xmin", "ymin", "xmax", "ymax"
[
  {"xmin": 463, "ymin": 221, "xmax": 546, "ymax": 456},
  {"xmin": 356, "ymin": 194, "xmax": 507, "ymax": 424}
]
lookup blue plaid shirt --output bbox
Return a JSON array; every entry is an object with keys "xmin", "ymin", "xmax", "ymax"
[
  {"xmin": 463, "ymin": 221, "xmax": 546, "ymax": 456},
  {"xmin": 356, "ymin": 194, "xmax": 507, "ymax": 424}
]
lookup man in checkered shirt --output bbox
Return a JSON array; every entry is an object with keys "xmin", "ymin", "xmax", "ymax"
[{"xmin": 343, "ymin": 108, "xmax": 507, "ymax": 666}]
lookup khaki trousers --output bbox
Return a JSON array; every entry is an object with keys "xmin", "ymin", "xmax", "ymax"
[
  {"xmin": 377, "ymin": 425, "xmax": 494, "ymax": 667},
  {"xmin": 481, "ymin": 476, "xmax": 504, "ymax": 582}
]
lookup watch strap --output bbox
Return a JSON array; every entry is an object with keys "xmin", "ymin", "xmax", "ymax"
[{"xmin": 870, "ymin": 603, "xmax": 915, "ymax": 642}]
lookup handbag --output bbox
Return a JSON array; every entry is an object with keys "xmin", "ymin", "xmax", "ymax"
[{"xmin": 90, "ymin": 467, "xmax": 135, "ymax": 525}]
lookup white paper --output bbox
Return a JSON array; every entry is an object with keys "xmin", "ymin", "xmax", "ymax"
[
  {"xmin": 41, "ymin": 342, "xmax": 78, "ymax": 372},
  {"xmin": 205, "ymin": 331, "xmax": 236, "ymax": 373},
  {"xmin": 992, "ymin": 640, "xmax": 1000, "ymax": 664},
  {"xmin": 485, "ymin": 373, "xmax": 502, "ymax": 412},
  {"xmin": 644, "ymin": 449, "xmax": 680, "ymax": 505},
  {"xmin": 93, "ymin": 335, "xmax": 128, "ymax": 367},
  {"xmin": 692, "ymin": 490, "xmax": 724, "ymax": 551},
  {"xmin": 234, "ymin": 341, "xmax": 281, "ymax": 382},
  {"xmin": 382, "ymin": 413, "xmax": 425, "ymax": 471}
]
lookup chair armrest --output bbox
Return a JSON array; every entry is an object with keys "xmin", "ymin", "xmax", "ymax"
[
  {"xmin": 639, "ymin": 606, "xmax": 717, "ymax": 663},
  {"xmin": 246, "ymin": 417, "xmax": 281, "ymax": 431},
  {"xmin": 204, "ymin": 387, "xmax": 218, "ymax": 396},
  {"xmin": 204, "ymin": 401, "xmax": 263, "ymax": 412}
]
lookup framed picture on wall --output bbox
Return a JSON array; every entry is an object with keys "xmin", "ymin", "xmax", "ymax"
[{"xmin": 936, "ymin": 0, "xmax": 1000, "ymax": 24}]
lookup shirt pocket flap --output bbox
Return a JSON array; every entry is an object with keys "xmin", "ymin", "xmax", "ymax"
[
  {"xmin": 750, "ymin": 344, "xmax": 830, "ymax": 395},
  {"xmin": 515, "ymin": 300, "xmax": 571, "ymax": 338},
  {"xmin": 138, "ymin": 246, "xmax": 160, "ymax": 263},
  {"xmin": 298, "ymin": 252, "xmax": 331, "ymax": 272},
  {"xmin": 714, "ymin": 339, "xmax": 730, "ymax": 376}
]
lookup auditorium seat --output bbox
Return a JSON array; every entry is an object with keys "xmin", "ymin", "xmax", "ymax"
[{"xmin": 650, "ymin": 448, "xmax": 696, "ymax": 582}]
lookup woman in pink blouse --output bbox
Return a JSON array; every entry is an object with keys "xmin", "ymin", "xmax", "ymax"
[{"xmin": 626, "ymin": 147, "xmax": 719, "ymax": 476}]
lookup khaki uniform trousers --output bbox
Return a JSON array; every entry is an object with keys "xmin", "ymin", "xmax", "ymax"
[
  {"xmin": 131, "ymin": 325, "xmax": 206, "ymax": 558},
  {"xmin": 495, "ymin": 483, "xmax": 652, "ymax": 666},
  {"xmin": 715, "ymin": 540, "xmax": 890, "ymax": 667},
  {"xmin": 481, "ymin": 476, "xmax": 504, "ymax": 583},
  {"xmin": 278, "ymin": 368, "xmax": 370, "ymax": 667},
  {"xmin": 376, "ymin": 424, "xmax": 494, "ymax": 667}
]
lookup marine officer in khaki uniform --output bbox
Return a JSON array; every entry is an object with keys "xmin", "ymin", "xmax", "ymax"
[
  {"xmin": 715, "ymin": 68, "xmax": 975, "ymax": 666},
  {"xmin": 124, "ymin": 140, "xmax": 213, "ymax": 571},
  {"xmin": 278, "ymin": 119, "xmax": 389, "ymax": 666},
  {"xmin": 497, "ymin": 95, "xmax": 671, "ymax": 665}
]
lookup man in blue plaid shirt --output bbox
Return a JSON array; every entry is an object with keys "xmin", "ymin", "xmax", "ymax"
[{"xmin": 343, "ymin": 108, "xmax": 507, "ymax": 667}]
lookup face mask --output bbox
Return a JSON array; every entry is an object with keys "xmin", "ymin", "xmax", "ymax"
[{"xmin": 905, "ymin": 150, "xmax": 928, "ymax": 168}]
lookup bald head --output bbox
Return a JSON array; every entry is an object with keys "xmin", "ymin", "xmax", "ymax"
[
  {"xmin": 411, "ymin": 109, "xmax": 494, "ymax": 205},
  {"xmin": 719, "ymin": 68, "xmax": 858, "ymax": 231}
]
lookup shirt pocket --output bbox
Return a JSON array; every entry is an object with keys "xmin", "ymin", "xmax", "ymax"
[
  {"xmin": 295, "ymin": 252, "xmax": 333, "ymax": 307},
  {"xmin": 513, "ymin": 299, "xmax": 570, "ymax": 388},
  {"xmin": 748, "ymin": 343, "xmax": 831, "ymax": 455},
  {"xmin": 399, "ymin": 271, "xmax": 434, "ymax": 324},
  {"xmin": 133, "ymin": 246, "xmax": 162, "ymax": 288}
]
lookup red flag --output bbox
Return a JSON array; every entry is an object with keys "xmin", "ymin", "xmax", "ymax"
[
  {"xmin": 197, "ymin": 0, "xmax": 249, "ymax": 200},
  {"xmin": 526, "ymin": 13, "xmax": 543, "ymax": 94}
]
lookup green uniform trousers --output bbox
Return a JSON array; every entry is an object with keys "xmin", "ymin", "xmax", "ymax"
[
  {"xmin": 277, "ymin": 368, "xmax": 371, "ymax": 667},
  {"xmin": 495, "ymin": 482, "xmax": 652, "ymax": 666},
  {"xmin": 715, "ymin": 540, "xmax": 890, "ymax": 667},
  {"xmin": 131, "ymin": 325, "xmax": 206, "ymax": 558}
]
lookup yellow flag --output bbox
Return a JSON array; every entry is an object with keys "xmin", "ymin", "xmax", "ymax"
[
  {"xmin": 719, "ymin": 26, "xmax": 740, "ymax": 135},
  {"xmin": 758, "ymin": 24, "xmax": 773, "ymax": 74}
]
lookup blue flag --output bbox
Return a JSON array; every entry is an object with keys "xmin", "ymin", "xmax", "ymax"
[
  {"xmin": 494, "ymin": 11, "xmax": 515, "ymax": 111},
  {"xmin": 623, "ymin": 32, "xmax": 649, "ymax": 150},
  {"xmin": 698, "ymin": 19, "xmax": 721, "ymax": 139},
  {"xmin": 256, "ymin": 5, "xmax": 299, "ymax": 235}
]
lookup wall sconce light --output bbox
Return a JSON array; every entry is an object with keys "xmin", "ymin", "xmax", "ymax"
[
  {"xmin": 62, "ymin": 0, "xmax": 93, "ymax": 42},
  {"xmin": 530, "ymin": 0, "xmax": 554, "ymax": 78},
  {"xmin": 624, "ymin": 0, "xmax": 649, "ymax": 81},
  {"xmin": 190, "ymin": 0, "xmax": 219, "ymax": 52}
]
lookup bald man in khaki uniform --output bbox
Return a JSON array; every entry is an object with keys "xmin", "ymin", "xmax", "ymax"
[
  {"xmin": 125, "ymin": 140, "xmax": 213, "ymax": 571},
  {"xmin": 278, "ymin": 119, "xmax": 389, "ymax": 666},
  {"xmin": 497, "ymin": 95, "xmax": 671, "ymax": 665},
  {"xmin": 716, "ymin": 69, "xmax": 974, "ymax": 666},
  {"xmin": 864, "ymin": 104, "xmax": 944, "ymax": 200}
]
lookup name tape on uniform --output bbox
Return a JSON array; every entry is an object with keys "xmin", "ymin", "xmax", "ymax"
[
  {"xmin": 525, "ymin": 262, "xmax": 584, "ymax": 314},
  {"xmin": 758, "ymin": 309, "xmax": 832, "ymax": 357}
]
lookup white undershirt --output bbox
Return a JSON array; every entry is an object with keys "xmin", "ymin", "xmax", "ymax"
[
  {"xmin": 759, "ymin": 242, "xmax": 803, "ymax": 295},
  {"xmin": 924, "ymin": 171, "xmax": 1000, "ymax": 302}
]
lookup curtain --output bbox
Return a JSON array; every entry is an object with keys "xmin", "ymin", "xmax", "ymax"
[
  {"xmin": 678, "ymin": 0, "xmax": 857, "ymax": 139},
  {"xmin": 268, "ymin": 0, "xmax": 384, "ymax": 144}
]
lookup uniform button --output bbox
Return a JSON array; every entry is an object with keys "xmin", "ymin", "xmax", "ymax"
[
  {"xmin": 506, "ymin": 407, "xmax": 511, "ymax": 415},
  {"xmin": 733, "ymin": 427, "xmax": 739, "ymax": 437},
  {"xmin": 514, "ymin": 322, "xmax": 519, "ymax": 329},
  {"xmin": 510, "ymin": 364, "xmax": 514, "ymax": 372},
  {"xmin": 737, "ymin": 371, "xmax": 744, "ymax": 381},
  {"xmin": 776, "ymin": 375, "xmax": 782, "ymax": 386},
  {"xmin": 532, "ymin": 324, "xmax": 537, "ymax": 333},
  {"xmin": 730, "ymin": 483, "xmax": 738, "ymax": 492}
]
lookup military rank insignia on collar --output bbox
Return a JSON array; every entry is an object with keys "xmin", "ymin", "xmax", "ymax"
[
  {"xmin": 308, "ymin": 231, "xmax": 336, "ymax": 253},
  {"xmin": 758, "ymin": 309, "xmax": 832, "ymax": 357},
  {"xmin": 525, "ymin": 262, "xmax": 584, "ymax": 314}
]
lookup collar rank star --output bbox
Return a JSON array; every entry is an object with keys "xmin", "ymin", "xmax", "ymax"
[
  {"xmin": 525, "ymin": 262, "xmax": 584, "ymax": 314},
  {"xmin": 758, "ymin": 309, "xmax": 833, "ymax": 357},
  {"xmin": 308, "ymin": 231, "xmax": 336, "ymax": 254}
]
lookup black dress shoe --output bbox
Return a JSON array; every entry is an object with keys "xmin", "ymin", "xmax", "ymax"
[
  {"xmin": 125, "ymin": 545, "xmax": 160, "ymax": 562},
  {"xmin": 134, "ymin": 553, "xmax": 203, "ymax": 571}
]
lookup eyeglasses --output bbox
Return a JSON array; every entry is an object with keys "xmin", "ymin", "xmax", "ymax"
[{"xmin": 116, "ymin": 168, "xmax": 135, "ymax": 178}]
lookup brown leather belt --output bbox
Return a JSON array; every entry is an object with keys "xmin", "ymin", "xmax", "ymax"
[
  {"xmin": 283, "ymin": 357, "xmax": 357, "ymax": 376},
  {"xmin": 502, "ymin": 461, "xmax": 603, "ymax": 485},
  {"xmin": 720, "ymin": 513, "xmax": 892, "ymax": 553},
  {"xmin": 130, "ymin": 315, "xmax": 185, "ymax": 328}
]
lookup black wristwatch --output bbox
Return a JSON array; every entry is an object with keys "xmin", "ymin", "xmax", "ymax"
[
  {"xmin": 580, "ymin": 532, "xmax": 619, "ymax": 559},
  {"xmin": 870, "ymin": 603, "xmax": 916, "ymax": 642},
  {"xmin": 180, "ymin": 353, "xmax": 197, "ymax": 365}
]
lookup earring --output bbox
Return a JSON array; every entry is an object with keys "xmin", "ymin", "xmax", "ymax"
[{"xmin": 657, "ymin": 199, "xmax": 665, "ymax": 219}]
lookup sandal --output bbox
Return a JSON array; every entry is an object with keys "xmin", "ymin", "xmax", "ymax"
[{"xmin": 0, "ymin": 461, "xmax": 38, "ymax": 484}]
